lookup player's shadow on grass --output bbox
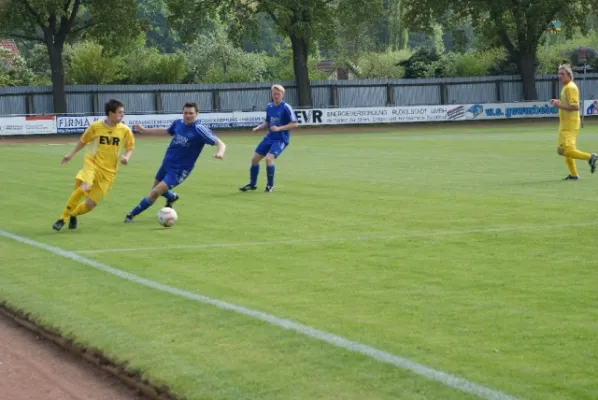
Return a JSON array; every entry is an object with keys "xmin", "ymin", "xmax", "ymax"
[{"xmin": 500, "ymin": 179, "xmax": 564, "ymax": 186}]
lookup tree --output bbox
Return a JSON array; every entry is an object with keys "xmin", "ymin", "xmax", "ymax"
[
  {"xmin": 124, "ymin": 47, "xmax": 188, "ymax": 84},
  {"xmin": 402, "ymin": 0, "xmax": 598, "ymax": 100},
  {"xmin": 0, "ymin": 0, "xmax": 141, "ymax": 113},
  {"xmin": 241, "ymin": 12, "xmax": 283, "ymax": 55},
  {"xmin": 168, "ymin": 0, "xmax": 382, "ymax": 107},
  {"xmin": 136, "ymin": 0, "xmax": 181, "ymax": 52},
  {"xmin": 335, "ymin": 0, "xmax": 383, "ymax": 57},
  {"xmin": 0, "ymin": 47, "xmax": 48, "ymax": 86},
  {"xmin": 370, "ymin": 0, "xmax": 408, "ymax": 52},
  {"xmin": 186, "ymin": 26, "xmax": 266, "ymax": 83},
  {"xmin": 69, "ymin": 41, "xmax": 126, "ymax": 84}
]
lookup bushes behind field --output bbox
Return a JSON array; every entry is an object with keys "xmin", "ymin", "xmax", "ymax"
[{"xmin": 5, "ymin": 31, "xmax": 598, "ymax": 86}]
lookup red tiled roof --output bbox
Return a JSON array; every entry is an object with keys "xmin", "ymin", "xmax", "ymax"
[{"xmin": 0, "ymin": 39, "xmax": 19, "ymax": 56}]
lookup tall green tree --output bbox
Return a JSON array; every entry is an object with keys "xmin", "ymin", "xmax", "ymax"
[
  {"xmin": 403, "ymin": 0, "xmax": 598, "ymax": 100},
  {"xmin": 136, "ymin": 0, "xmax": 181, "ymax": 52},
  {"xmin": 0, "ymin": 0, "xmax": 141, "ymax": 113},
  {"xmin": 168, "ymin": 0, "xmax": 382, "ymax": 107},
  {"xmin": 186, "ymin": 24, "xmax": 266, "ymax": 83},
  {"xmin": 371, "ymin": 0, "xmax": 407, "ymax": 51}
]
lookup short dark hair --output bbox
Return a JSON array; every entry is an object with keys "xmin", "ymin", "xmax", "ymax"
[
  {"xmin": 183, "ymin": 102, "xmax": 199, "ymax": 112},
  {"xmin": 105, "ymin": 99, "xmax": 124, "ymax": 116}
]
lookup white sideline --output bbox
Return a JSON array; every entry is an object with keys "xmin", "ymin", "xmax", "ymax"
[
  {"xmin": 75, "ymin": 221, "xmax": 598, "ymax": 254},
  {"xmin": 0, "ymin": 229, "xmax": 517, "ymax": 400}
]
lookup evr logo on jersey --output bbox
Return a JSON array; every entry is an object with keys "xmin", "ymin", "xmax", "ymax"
[{"xmin": 99, "ymin": 136, "xmax": 120, "ymax": 146}]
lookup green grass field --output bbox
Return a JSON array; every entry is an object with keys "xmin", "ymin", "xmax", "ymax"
[{"xmin": 1, "ymin": 121, "xmax": 598, "ymax": 400}]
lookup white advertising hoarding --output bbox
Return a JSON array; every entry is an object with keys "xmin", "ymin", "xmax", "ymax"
[{"xmin": 0, "ymin": 101, "xmax": 565, "ymax": 136}]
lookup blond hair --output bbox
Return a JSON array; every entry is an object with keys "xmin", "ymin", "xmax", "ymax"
[
  {"xmin": 559, "ymin": 63, "xmax": 574, "ymax": 80},
  {"xmin": 271, "ymin": 84, "xmax": 285, "ymax": 93}
]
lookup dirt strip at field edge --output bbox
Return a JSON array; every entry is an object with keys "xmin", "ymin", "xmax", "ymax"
[{"xmin": 0, "ymin": 302, "xmax": 181, "ymax": 400}]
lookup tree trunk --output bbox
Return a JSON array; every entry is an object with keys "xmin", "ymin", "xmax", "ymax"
[
  {"xmin": 397, "ymin": 0, "xmax": 408, "ymax": 50},
  {"xmin": 516, "ymin": 50, "xmax": 538, "ymax": 101},
  {"xmin": 46, "ymin": 38, "xmax": 67, "ymax": 114},
  {"xmin": 289, "ymin": 34, "xmax": 313, "ymax": 108},
  {"xmin": 389, "ymin": 0, "xmax": 398, "ymax": 51}
]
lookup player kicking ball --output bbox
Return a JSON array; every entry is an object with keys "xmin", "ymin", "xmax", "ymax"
[
  {"xmin": 239, "ymin": 84, "xmax": 298, "ymax": 193},
  {"xmin": 124, "ymin": 102, "xmax": 226, "ymax": 222}
]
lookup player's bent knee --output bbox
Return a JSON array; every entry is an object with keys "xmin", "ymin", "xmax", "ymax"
[
  {"xmin": 85, "ymin": 198, "xmax": 97, "ymax": 210},
  {"xmin": 150, "ymin": 182, "xmax": 169, "ymax": 201},
  {"xmin": 80, "ymin": 182, "xmax": 91, "ymax": 192},
  {"xmin": 149, "ymin": 188, "xmax": 163, "ymax": 201},
  {"xmin": 265, "ymin": 154, "xmax": 276, "ymax": 164}
]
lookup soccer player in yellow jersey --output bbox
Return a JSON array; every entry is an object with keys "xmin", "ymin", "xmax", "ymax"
[
  {"xmin": 52, "ymin": 99, "xmax": 135, "ymax": 231},
  {"xmin": 551, "ymin": 64, "xmax": 597, "ymax": 180}
]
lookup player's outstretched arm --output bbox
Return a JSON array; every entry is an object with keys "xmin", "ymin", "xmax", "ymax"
[
  {"xmin": 133, "ymin": 124, "xmax": 168, "ymax": 135},
  {"xmin": 61, "ymin": 140, "xmax": 86, "ymax": 164},
  {"xmin": 213, "ymin": 138, "xmax": 226, "ymax": 159}
]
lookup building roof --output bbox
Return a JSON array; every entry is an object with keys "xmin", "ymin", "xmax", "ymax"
[{"xmin": 0, "ymin": 39, "xmax": 20, "ymax": 57}]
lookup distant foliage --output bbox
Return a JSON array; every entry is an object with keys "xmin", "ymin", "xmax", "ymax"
[
  {"xmin": 69, "ymin": 41, "xmax": 126, "ymax": 84},
  {"xmin": 264, "ymin": 40, "xmax": 328, "ymax": 82},
  {"xmin": 354, "ymin": 50, "xmax": 411, "ymax": 79},
  {"xmin": 537, "ymin": 31, "xmax": 598, "ymax": 73},
  {"xmin": 124, "ymin": 47, "xmax": 188, "ymax": 84},
  {"xmin": 0, "ymin": 48, "xmax": 49, "ymax": 87},
  {"xmin": 398, "ymin": 48, "xmax": 442, "ymax": 78},
  {"xmin": 185, "ymin": 28, "xmax": 267, "ymax": 83}
]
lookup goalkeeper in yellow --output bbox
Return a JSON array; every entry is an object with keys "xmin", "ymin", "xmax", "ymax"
[
  {"xmin": 52, "ymin": 99, "xmax": 135, "ymax": 231},
  {"xmin": 551, "ymin": 64, "xmax": 597, "ymax": 180}
]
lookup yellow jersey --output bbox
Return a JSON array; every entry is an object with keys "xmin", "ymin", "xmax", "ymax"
[
  {"xmin": 559, "ymin": 81, "xmax": 580, "ymax": 131},
  {"xmin": 80, "ymin": 120, "xmax": 135, "ymax": 174}
]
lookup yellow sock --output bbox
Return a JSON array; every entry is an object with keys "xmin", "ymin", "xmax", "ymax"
[
  {"xmin": 564, "ymin": 149, "xmax": 591, "ymax": 161},
  {"xmin": 565, "ymin": 157, "xmax": 578, "ymax": 176},
  {"xmin": 70, "ymin": 201, "xmax": 92, "ymax": 217},
  {"xmin": 60, "ymin": 187, "xmax": 86, "ymax": 220}
]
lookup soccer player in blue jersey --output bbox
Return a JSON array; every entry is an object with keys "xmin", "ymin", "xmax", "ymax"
[
  {"xmin": 124, "ymin": 102, "xmax": 226, "ymax": 222},
  {"xmin": 239, "ymin": 84, "xmax": 298, "ymax": 192}
]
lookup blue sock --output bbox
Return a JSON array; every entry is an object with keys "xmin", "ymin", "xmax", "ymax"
[
  {"xmin": 250, "ymin": 164, "xmax": 259, "ymax": 186},
  {"xmin": 129, "ymin": 196, "xmax": 154, "ymax": 217},
  {"xmin": 162, "ymin": 190, "xmax": 176, "ymax": 202},
  {"xmin": 267, "ymin": 164, "xmax": 275, "ymax": 187}
]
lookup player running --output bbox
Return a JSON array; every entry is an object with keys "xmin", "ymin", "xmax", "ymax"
[{"xmin": 53, "ymin": 99, "xmax": 134, "ymax": 231}]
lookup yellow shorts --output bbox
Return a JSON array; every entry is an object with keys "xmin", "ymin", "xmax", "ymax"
[
  {"xmin": 75, "ymin": 160, "xmax": 115, "ymax": 203},
  {"xmin": 558, "ymin": 129, "xmax": 579, "ymax": 150}
]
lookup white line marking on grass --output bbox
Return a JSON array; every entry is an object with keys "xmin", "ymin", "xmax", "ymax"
[
  {"xmin": 75, "ymin": 221, "xmax": 598, "ymax": 254},
  {"xmin": 0, "ymin": 228, "xmax": 516, "ymax": 400}
]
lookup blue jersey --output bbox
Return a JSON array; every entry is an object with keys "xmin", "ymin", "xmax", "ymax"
[
  {"xmin": 264, "ymin": 101, "xmax": 297, "ymax": 144},
  {"xmin": 162, "ymin": 119, "xmax": 218, "ymax": 171}
]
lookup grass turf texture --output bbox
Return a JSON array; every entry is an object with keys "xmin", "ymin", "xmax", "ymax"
[{"xmin": 1, "ymin": 121, "xmax": 598, "ymax": 399}]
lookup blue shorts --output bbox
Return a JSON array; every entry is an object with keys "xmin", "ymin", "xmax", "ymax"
[
  {"xmin": 255, "ymin": 139, "xmax": 288, "ymax": 158},
  {"xmin": 155, "ymin": 164, "xmax": 191, "ymax": 189}
]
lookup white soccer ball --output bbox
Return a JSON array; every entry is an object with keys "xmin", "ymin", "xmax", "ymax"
[{"xmin": 157, "ymin": 207, "xmax": 178, "ymax": 227}]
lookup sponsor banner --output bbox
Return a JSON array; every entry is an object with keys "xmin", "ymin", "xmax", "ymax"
[
  {"xmin": 584, "ymin": 100, "xmax": 598, "ymax": 116},
  {"xmin": 56, "ymin": 112, "xmax": 266, "ymax": 133},
  {"xmin": 0, "ymin": 115, "xmax": 56, "ymax": 136},
  {"xmin": 306, "ymin": 102, "xmax": 558, "ymax": 125},
  {"xmin": 52, "ymin": 101, "xmax": 561, "ymax": 134}
]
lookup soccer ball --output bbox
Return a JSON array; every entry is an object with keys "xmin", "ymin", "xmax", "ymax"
[{"xmin": 157, "ymin": 207, "xmax": 178, "ymax": 227}]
